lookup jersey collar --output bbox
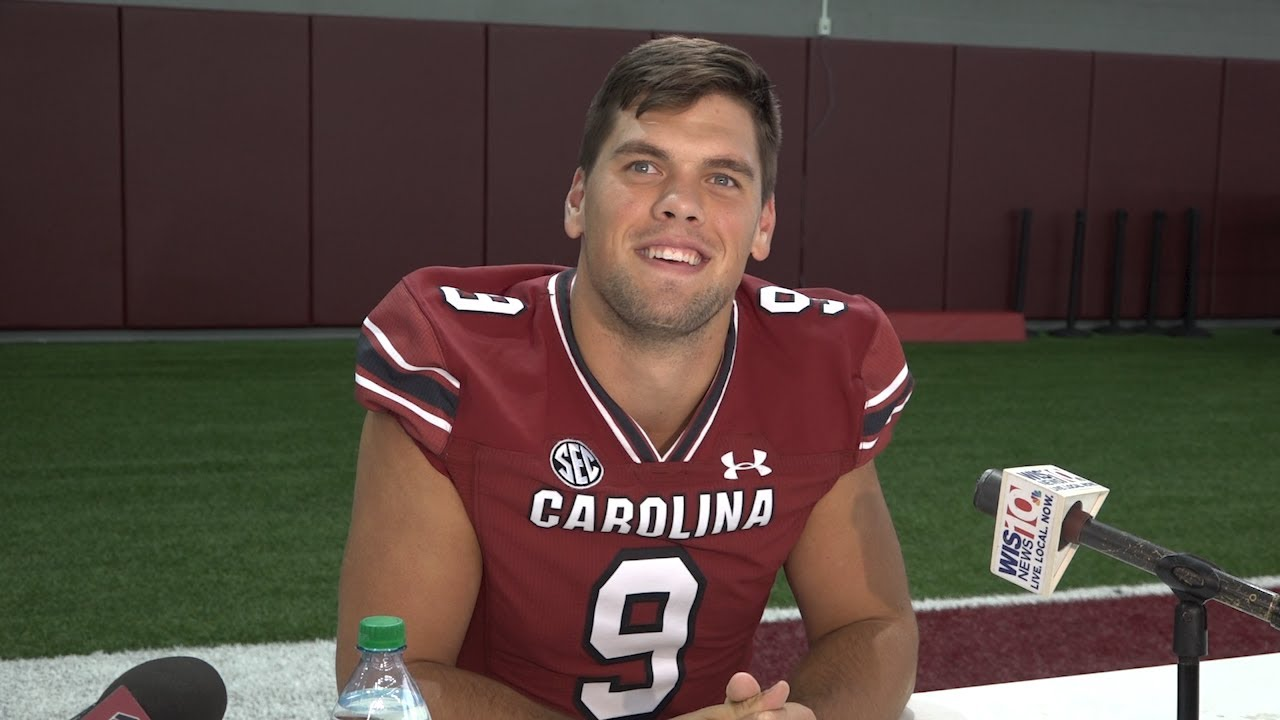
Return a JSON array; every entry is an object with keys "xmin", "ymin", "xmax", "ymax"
[{"xmin": 548, "ymin": 269, "xmax": 737, "ymax": 463}]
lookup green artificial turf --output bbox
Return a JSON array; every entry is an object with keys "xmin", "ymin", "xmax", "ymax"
[
  {"xmin": 1, "ymin": 330, "xmax": 1276, "ymax": 659},
  {"xmin": 0, "ymin": 340, "xmax": 363, "ymax": 657},
  {"xmin": 880, "ymin": 329, "xmax": 1279, "ymax": 599}
]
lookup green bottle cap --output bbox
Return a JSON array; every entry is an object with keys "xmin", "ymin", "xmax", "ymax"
[{"xmin": 357, "ymin": 615, "xmax": 407, "ymax": 652}]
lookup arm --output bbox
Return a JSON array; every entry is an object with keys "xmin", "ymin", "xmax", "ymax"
[
  {"xmin": 783, "ymin": 459, "xmax": 918, "ymax": 720},
  {"xmin": 336, "ymin": 410, "xmax": 572, "ymax": 718}
]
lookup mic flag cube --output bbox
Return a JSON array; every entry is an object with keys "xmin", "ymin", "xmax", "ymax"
[
  {"xmin": 989, "ymin": 465, "xmax": 1109, "ymax": 595},
  {"xmin": 83, "ymin": 685, "xmax": 151, "ymax": 720}
]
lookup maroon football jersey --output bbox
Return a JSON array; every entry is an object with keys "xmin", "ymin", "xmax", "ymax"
[{"xmin": 354, "ymin": 264, "xmax": 913, "ymax": 720}]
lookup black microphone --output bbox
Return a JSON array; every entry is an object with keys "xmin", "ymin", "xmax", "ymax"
[
  {"xmin": 974, "ymin": 468, "xmax": 1280, "ymax": 631},
  {"xmin": 70, "ymin": 656, "xmax": 227, "ymax": 720}
]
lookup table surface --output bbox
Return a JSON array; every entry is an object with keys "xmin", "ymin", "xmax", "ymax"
[{"xmin": 901, "ymin": 652, "xmax": 1279, "ymax": 719}]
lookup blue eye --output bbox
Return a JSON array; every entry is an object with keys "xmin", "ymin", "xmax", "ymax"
[
  {"xmin": 630, "ymin": 161, "xmax": 656, "ymax": 174},
  {"xmin": 711, "ymin": 174, "xmax": 738, "ymax": 188}
]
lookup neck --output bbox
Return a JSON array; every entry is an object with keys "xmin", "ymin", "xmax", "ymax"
[{"xmin": 570, "ymin": 283, "xmax": 732, "ymax": 455}]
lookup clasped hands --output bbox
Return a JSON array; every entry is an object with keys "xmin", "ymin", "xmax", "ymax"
[{"xmin": 675, "ymin": 672, "xmax": 816, "ymax": 720}]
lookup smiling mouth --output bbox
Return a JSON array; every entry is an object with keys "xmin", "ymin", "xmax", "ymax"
[{"xmin": 643, "ymin": 247, "xmax": 704, "ymax": 266}]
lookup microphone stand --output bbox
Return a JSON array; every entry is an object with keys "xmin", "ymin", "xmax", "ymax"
[
  {"xmin": 975, "ymin": 468, "xmax": 1280, "ymax": 718},
  {"xmin": 1154, "ymin": 554, "xmax": 1221, "ymax": 720},
  {"xmin": 1054, "ymin": 504, "xmax": 1279, "ymax": 718}
]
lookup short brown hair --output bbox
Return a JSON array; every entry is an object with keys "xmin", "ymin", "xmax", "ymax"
[{"xmin": 577, "ymin": 35, "xmax": 782, "ymax": 199}]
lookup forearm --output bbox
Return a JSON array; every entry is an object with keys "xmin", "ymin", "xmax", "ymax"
[
  {"xmin": 409, "ymin": 661, "xmax": 575, "ymax": 720},
  {"xmin": 786, "ymin": 613, "xmax": 918, "ymax": 720}
]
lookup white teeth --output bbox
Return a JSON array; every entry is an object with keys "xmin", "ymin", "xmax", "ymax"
[{"xmin": 645, "ymin": 247, "xmax": 703, "ymax": 266}]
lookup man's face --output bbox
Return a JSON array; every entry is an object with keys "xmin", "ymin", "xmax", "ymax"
[{"xmin": 564, "ymin": 93, "xmax": 776, "ymax": 342}]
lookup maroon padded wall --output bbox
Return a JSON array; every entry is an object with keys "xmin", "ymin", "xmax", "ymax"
[
  {"xmin": 122, "ymin": 7, "xmax": 309, "ymax": 327},
  {"xmin": 311, "ymin": 16, "xmax": 485, "ymax": 326},
  {"xmin": 0, "ymin": 1, "xmax": 122, "ymax": 328},
  {"xmin": 1213, "ymin": 59, "xmax": 1280, "ymax": 317},
  {"xmin": 485, "ymin": 25, "xmax": 650, "ymax": 268},
  {"xmin": 700, "ymin": 33, "xmax": 808, "ymax": 289},
  {"xmin": 1083, "ymin": 53, "xmax": 1223, "ymax": 321},
  {"xmin": 6, "ymin": 3, "xmax": 1280, "ymax": 328},
  {"xmin": 946, "ymin": 47, "xmax": 1092, "ymax": 317},
  {"xmin": 802, "ymin": 39, "xmax": 953, "ymax": 309}
]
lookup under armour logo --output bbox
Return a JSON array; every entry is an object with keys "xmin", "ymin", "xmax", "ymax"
[{"xmin": 722, "ymin": 450, "xmax": 772, "ymax": 480}]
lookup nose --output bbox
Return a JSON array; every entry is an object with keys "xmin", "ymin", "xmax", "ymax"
[{"xmin": 652, "ymin": 176, "xmax": 704, "ymax": 224}]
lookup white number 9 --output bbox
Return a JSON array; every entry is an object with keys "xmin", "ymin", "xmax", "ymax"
[
  {"xmin": 575, "ymin": 549, "xmax": 706, "ymax": 720},
  {"xmin": 758, "ymin": 286, "xmax": 846, "ymax": 315},
  {"xmin": 440, "ymin": 286, "xmax": 525, "ymax": 315}
]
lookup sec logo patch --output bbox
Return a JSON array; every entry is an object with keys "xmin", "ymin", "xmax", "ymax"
[{"xmin": 550, "ymin": 439, "xmax": 603, "ymax": 489}]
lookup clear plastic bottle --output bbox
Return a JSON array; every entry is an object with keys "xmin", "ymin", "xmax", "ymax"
[{"xmin": 332, "ymin": 615, "xmax": 432, "ymax": 720}]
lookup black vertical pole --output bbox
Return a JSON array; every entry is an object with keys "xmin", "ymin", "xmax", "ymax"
[
  {"xmin": 1132, "ymin": 210, "xmax": 1167, "ymax": 333},
  {"xmin": 1155, "ymin": 554, "xmax": 1217, "ymax": 720},
  {"xmin": 1013, "ymin": 208, "xmax": 1038, "ymax": 338},
  {"xmin": 1051, "ymin": 210, "xmax": 1092, "ymax": 337},
  {"xmin": 1168, "ymin": 207, "xmax": 1211, "ymax": 337},
  {"xmin": 1174, "ymin": 600, "xmax": 1208, "ymax": 720},
  {"xmin": 1096, "ymin": 209, "xmax": 1133, "ymax": 335}
]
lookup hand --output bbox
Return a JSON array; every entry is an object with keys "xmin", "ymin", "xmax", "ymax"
[{"xmin": 671, "ymin": 672, "xmax": 817, "ymax": 720}]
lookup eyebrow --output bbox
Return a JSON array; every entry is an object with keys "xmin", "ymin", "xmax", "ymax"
[{"xmin": 611, "ymin": 140, "xmax": 757, "ymax": 181}]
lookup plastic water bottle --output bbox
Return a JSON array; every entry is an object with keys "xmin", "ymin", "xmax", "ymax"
[{"xmin": 332, "ymin": 615, "xmax": 432, "ymax": 720}]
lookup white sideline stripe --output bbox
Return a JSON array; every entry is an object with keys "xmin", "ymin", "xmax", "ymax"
[
  {"xmin": 0, "ymin": 639, "xmax": 337, "ymax": 720},
  {"xmin": 760, "ymin": 574, "xmax": 1280, "ymax": 623},
  {"xmin": 5, "ymin": 577, "xmax": 1275, "ymax": 719}
]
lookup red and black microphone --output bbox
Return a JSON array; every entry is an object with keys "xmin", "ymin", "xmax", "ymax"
[{"xmin": 70, "ymin": 656, "xmax": 227, "ymax": 720}]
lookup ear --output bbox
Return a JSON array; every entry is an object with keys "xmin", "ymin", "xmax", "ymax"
[
  {"xmin": 750, "ymin": 194, "xmax": 776, "ymax": 262},
  {"xmin": 564, "ymin": 167, "xmax": 587, "ymax": 240}
]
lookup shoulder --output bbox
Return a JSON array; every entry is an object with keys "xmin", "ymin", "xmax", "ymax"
[
  {"xmin": 368, "ymin": 264, "xmax": 563, "ymax": 342},
  {"xmin": 736, "ymin": 274, "xmax": 897, "ymax": 362},
  {"xmin": 735, "ymin": 274, "xmax": 912, "ymax": 464},
  {"xmin": 362, "ymin": 264, "xmax": 563, "ymax": 365},
  {"xmin": 397, "ymin": 264, "xmax": 565, "ymax": 314},
  {"xmin": 354, "ymin": 264, "xmax": 565, "ymax": 455}
]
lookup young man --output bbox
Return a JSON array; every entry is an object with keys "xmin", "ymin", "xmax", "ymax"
[{"xmin": 338, "ymin": 36, "xmax": 917, "ymax": 720}]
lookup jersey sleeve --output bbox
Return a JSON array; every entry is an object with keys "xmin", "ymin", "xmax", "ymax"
[
  {"xmin": 852, "ymin": 298, "xmax": 913, "ymax": 466},
  {"xmin": 353, "ymin": 277, "xmax": 459, "ymax": 458}
]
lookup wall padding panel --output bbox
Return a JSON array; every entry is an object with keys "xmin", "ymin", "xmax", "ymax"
[
  {"xmin": 122, "ymin": 7, "xmax": 309, "ymax": 327},
  {"xmin": 311, "ymin": 16, "xmax": 485, "ymax": 326},
  {"xmin": 699, "ymin": 33, "xmax": 809, "ymax": 289},
  {"xmin": 1084, "ymin": 53, "xmax": 1223, "ymax": 321},
  {"xmin": 485, "ymin": 25, "xmax": 650, "ymax": 268},
  {"xmin": 947, "ymin": 47, "xmax": 1092, "ymax": 316},
  {"xmin": 0, "ymin": 1, "xmax": 122, "ymax": 328},
  {"xmin": 802, "ymin": 39, "xmax": 953, "ymax": 310},
  {"xmin": 1213, "ymin": 59, "xmax": 1280, "ymax": 317}
]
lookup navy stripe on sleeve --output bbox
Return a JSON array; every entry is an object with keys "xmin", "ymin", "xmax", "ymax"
[{"xmin": 356, "ymin": 333, "xmax": 459, "ymax": 419}]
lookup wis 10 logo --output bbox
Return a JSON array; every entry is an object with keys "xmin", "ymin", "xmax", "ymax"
[{"xmin": 996, "ymin": 480, "xmax": 1055, "ymax": 592}]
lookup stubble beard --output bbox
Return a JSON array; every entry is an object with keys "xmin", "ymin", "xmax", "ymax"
[{"xmin": 593, "ymin": 262, "xmax": 734, "ymax": 349}]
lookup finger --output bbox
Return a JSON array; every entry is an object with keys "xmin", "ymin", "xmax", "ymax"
[
  {"xmin": 731, "ymin": 679, "xmax": 791, "ymax": 715},
  {"xmin": 756, "ymin": 679, "xmax": 790, "ymax": 709},
  {"xmin": 740, "ymin": 702, "xmax": 815, "ymax": 720},
  {"xmin": 724, "ymin": 672, "xmax": 763, "ymax": 704}
]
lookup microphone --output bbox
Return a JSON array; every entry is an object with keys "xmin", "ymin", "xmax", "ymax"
[
  {"xmin": 71, "ymin": 656, "xmax": 227, "ymax": 720},
  {"xmin": 976, "ymin": 464, "xmax": 1110, "ymax": 595},
  {"xmin": 974, "ymin": 466, "xmax": 1280, "ymax": 630}
]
